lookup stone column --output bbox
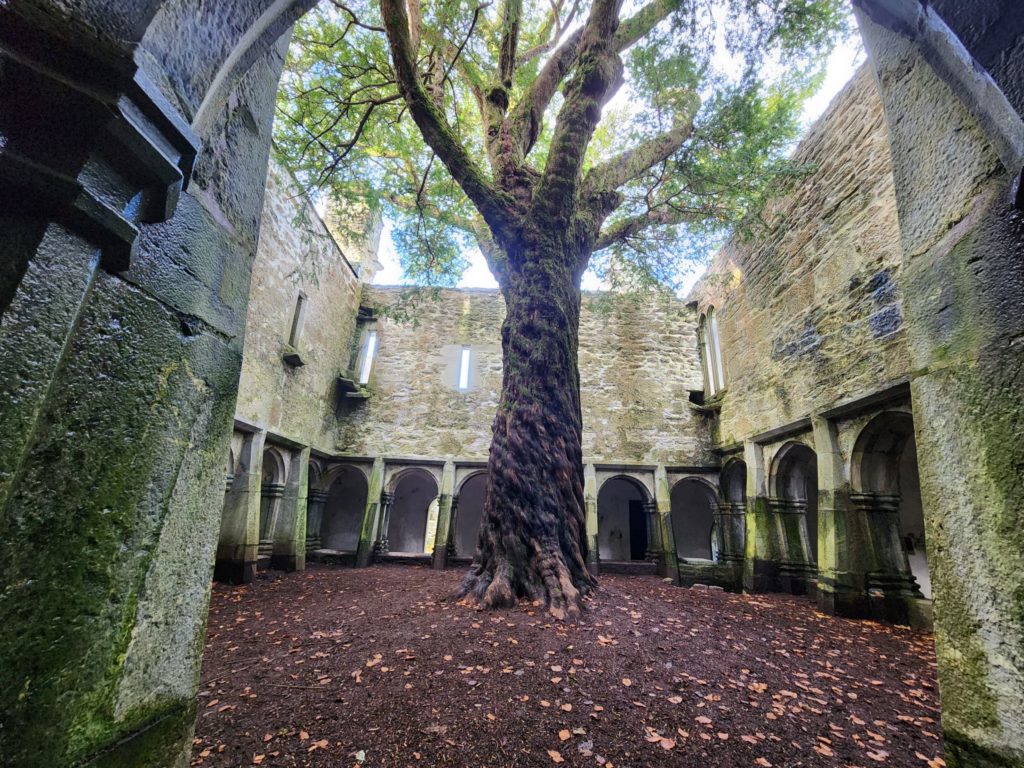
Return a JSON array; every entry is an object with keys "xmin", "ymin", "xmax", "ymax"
[
  {"xmin": 355, "ymin": 457, "xmax": 385, "ymax": 567},
  {"xmin": 772, "ymin": 498, "xmax": 816, "ymax": 595},
  {"xmin": 814, "ymin": 416, "xmax": 872, "ymax": 619},
  {"xmin": 432, "ymin": 461, "xmax": 456, "ymax": 569},
  {"xmin": 446, "ymin": 496, "xmax": 461, "ymax": 557},
  {"xmin": 374, "ymin": 492, "xmax": 395, "ymax": 555},
  {"xmin": 853, "ymin": 492, "xmax": 925, "ymax": 625},
  {"xmin": 717, "ymin": 502, "xmax": 746, "ymax": 566},
  {"xmin": 270, "ymin": 446, "xmax": 310, "ymax": 572},
  {"xmin": 654, "ymin": 466, "xmax": 680, "ymax": 585},
  {"xmin": 583, "ymin": 463, "xmax": 599, "ymax": 576},
  {"xmin": 305, "ymin": 490, "xmax": 328, "ymax": 551},
  {"xmin": 216, "ymin": 430, "xmax": 266, "ymax": 584},
  {"xmin": 258, "ymin": 482, "xmax": 284, "ymax": 558},
  {"xmin": 856, "ymin": 4, "xmax": 1024, "ymax": 762},
  {"xmin": 743, "ymin": 441, "xmax": 780, "ymax": 592},
  {"xmin": 642, "ymin": 499, "xmax": 662, "ymax": 563}
]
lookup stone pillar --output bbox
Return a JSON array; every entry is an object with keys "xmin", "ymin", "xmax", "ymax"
[
  {"xmin": 374, "ymin": 492, "xmax": 395, "ymax": 555},
  {"xmin": 814, "ymin": 416, "xmax": 872, "ymax": 619},
  {"xmin": 270, "ymin": 446, "xmax": 310, "ymax": 572},
  {"xmin": 0, "ymin": 4, "xmax": 294, "ymax": 763},
  {"xmin": 432, "ymin": 461, "xmax": 456, "ymax": 569},
  {"xmin": 654, "ymin": 466, "xmax": 680, "ymax": 585},
  {"xmin": 642, "ymin": 499, "xmax": 662, "ymax": 563},
  {"xmin": 355, "ymin": 457, "xmax": 385, "ymax": 568},
  {"xmin": 772, "ymin": 498, "xmax": 816, "ymax": 595},
  {"xmin": 717, "ymin": 502, "xmax": 746, "ymax": 566},
  {"xmin": 446, "ymin": 496, "xmax": 461, "ymax": 557},
  {"xmin": 743, "ymin": 441, "xmax": 779, "ymax": 592},
  {"xmin": 854, "ymin": 493, "xmax": 926, "ymax": 625},
  {"xmin": 584, "ymin": 463, "xmax": 599, "ymax": 576},
  {"xmin": 856, "ymin": 4, "xmax": 1024, "ymax": 763},
  {"xmin": 216, "ymin": 430, "xmax": 266, "ymax": 584},
  {"xmin": 305, "ymin": 490, "xmax": 328, "ymax": 552},
  {"xmin": 258, "ymin": 482, "xmax": 284, "ymax": 558}
]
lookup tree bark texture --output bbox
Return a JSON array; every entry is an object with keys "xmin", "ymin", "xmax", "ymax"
[{"xmin": 456, "ymin": 235, "xmax": 595, "ymax": 619}]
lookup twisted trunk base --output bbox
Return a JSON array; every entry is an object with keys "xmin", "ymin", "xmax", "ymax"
[{"xmin": 455, "ymin": 245, "xmax": 595, "ymax": 619}]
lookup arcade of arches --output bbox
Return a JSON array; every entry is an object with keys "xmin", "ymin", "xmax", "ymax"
[{"xmin": 1, "ymin": 2, "xmax": 1023, "ymax": 767}]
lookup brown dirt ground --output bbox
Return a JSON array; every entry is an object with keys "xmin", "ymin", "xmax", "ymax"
[{"xmin": 191, "ymin": 565, "xmax": 943, "ymax": 768}]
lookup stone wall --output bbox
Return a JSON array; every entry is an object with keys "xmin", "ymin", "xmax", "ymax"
[
  {"xmin": 234, "ymin": 159, "xmax": 366, "ymax": 454},
  {"xmin": 337, "ymin": 287, "xmax": 712, "ymax": 464},
  {"xmin": 692, "ymin": 66, "xmax": 909, "ymax": 445}
]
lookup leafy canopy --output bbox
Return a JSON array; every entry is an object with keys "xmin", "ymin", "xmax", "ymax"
[{"xmin": 275, "ymin": 0, "xmax": 851, "ymax": 289}]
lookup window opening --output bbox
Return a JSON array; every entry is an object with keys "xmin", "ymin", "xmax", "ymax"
[
  {"xmin": 709, "ymin": 307, "xmax": 725, "ymax": 391},
  {"xmin": 288, "ymin": 292, "xmax": 307, "ymax": 347},
  {"xmin": 358, "ymin": 330, "xmax": 377, "ymax": 384},
  {"xmin": 458, "ymin": 347, "xmax": 471, "ymax": 390}
]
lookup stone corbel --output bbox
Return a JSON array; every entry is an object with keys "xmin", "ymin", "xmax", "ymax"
[{"xmin": 0, "ymin": 9, "xmax": 200, "ymax": 271}]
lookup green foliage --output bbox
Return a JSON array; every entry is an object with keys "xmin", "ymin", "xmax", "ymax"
[{"xmin": 274, "ymin": 0, "xmax": 852, "ymax": 289}]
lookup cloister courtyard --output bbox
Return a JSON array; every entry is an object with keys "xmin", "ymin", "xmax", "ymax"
[{"xmin": 191, "ymin": 566, "xmax": 942, "ymax": 767}]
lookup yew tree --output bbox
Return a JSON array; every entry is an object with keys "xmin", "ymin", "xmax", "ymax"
[{"xmin": 276, "ymin": 0, "xmax": 848, "ymax": 616}]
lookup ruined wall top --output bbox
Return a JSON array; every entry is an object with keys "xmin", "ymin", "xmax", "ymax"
[
  {"xmin": 338, "ymin": 287, "xmax": 713, "ymax": 465},
  {"xmin": 690, "ymin": 66, "xmax": 909, "ymax": 445}
]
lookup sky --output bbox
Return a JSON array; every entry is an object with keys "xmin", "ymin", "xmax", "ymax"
[{"xmin": 371, "ymin": 21, "xmax": 865, "ymax": 294}]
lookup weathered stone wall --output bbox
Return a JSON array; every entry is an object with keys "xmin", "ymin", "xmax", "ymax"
[
  {"xmin": 234, "ymin": 159, "xmax": 366, "ymax": 454},
  {"xmin": 338, "ymin": 287, "xmax": 711, "ymax": 464},
  {"xmin": 692, "ymin": 67, "xmax": 909, "ymax": 444}
]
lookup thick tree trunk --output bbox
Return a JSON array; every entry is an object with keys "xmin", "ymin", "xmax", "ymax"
[{"xmin": 456, "ymin": 237, "xmax": 596, "ymax": 618}]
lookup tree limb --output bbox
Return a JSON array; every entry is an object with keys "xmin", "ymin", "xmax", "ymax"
[
  {"xmin": 381, "ymin": 0, "xmax": 513, "ymax": 238},
  {"xmin": 498, "ymin": 0, "xmax": 523, "ymax": 87},
  {"xmin": 505, "ymin": 0, "xmax": 681, "ymax": 160},
  {"xmin": 582, "ymin": 110, "xmax": 697, "ymax": 195},
  {"xmin": 531, "ymin": 0, "xmax": 623, "ymax": 226},
  {"xmin": 593, "ymin": 203, "xmax": 710, "ymax": 251}
]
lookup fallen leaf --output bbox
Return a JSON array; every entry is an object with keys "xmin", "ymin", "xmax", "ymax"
[
  {"xmin": 559, "ymin": 730, "xmax": 571, "ymax": 741},
  {"xmin": 547, "ymin": 749, "xmax": 565, "ymax": 763}
]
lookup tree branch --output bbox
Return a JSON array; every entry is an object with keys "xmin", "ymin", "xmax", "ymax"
[
  {"xmin": 381, "ymin": 0, "xmax": 513, "ymax": 238},
  {"xmin": 613, "ymin": 0, "xmax": 682, "ymax": 51},
  {"xmin": 582, "ymin": 109, "xmax": 697, "ymax": 195},
  {"xmin": 498, "ymin": 0, "xmax": 523, "ymax": 87},
  {"xmin": 505, "ymin": 0, "xmax": 681, "ymax": 160},
  {"xmin": 593, "ymin": 203, "xmax": 710, "ymax": 251},
  {"xmin": 530, "ymin": 0, "xmax": 623, "ymax": 226}
]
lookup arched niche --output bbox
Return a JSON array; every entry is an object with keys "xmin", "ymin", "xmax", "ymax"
[
  {"xmin": 853, "ymin": 411, "xmax": 929, "ymax": 598},
  {"xmin": 388, "ymin": 469, "xmax": 439, "ymax": 554},
  {"xmin": 670, "ymin": 478, "xmax": 718, "ymax": 561},
  {"xmin": 597, "ymin": 476, "xmax": 650, "ymax": 562},
  {"xmin": 721, "ymin": 459, "xmax": 747, "ymax": 505},
  {"xmin": 454, "ymin": 472, "xmax": 487, "ymax": 559},
  {"xmin": 320, "ymin": 465, "xmax": 368, "ymax": 552},
  {"xmin": 259, "ymin": 446, "xmax": 287, "ymax": 542},
  {"xmin": 770, "ymin": 441, "xmax": 818, "ymax": 564}
]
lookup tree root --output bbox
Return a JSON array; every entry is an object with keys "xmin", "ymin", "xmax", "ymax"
[{"xmin": 453, "ymin": 555, "xmax": 595, "ymax": 620}]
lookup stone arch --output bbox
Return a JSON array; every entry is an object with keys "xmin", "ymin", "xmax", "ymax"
[
  {"xmin": 259, "ymin": 446, "xmax": 287, "ymax": 546},
  {"xmin": 453, "ymin": 471, "xmax": 487, "ymax": 559},
  {"xmin": 670, "ymin": 477, "xmax": 719, "ymax": 561},
  {"xmin": 721, "ymin": 459, "xmax": 747, "ymax": 504},
  {"xmin": 387, "ymin": 468, "xmax": 439, "ymax": 554},
  {"xmin": 597, "ymin": 475, "xmax": 651, "ymax": 562},
  {"xmin": 852, "ymin": 411, "xmax": 916, "ymax": 495},
  {"xmin": 770, "ymin": 441, "xmax": 818, "ymax": 567},
  {"xmin": 852, "ymin": 412, "xmax": 929, "ymax": 599},
  {"xmin": 320, "ymin": 464, "xmax": 368, "ymax": 552},
  {"xmin": 717, "ymin": 458, "xmax": 747, "ymax": 566}
]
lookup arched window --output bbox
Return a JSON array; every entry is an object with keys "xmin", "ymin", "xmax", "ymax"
[
  {"xmin": 698, "ymin": 308, "xmax": 725, "ymax": 396},
  {"xmin": 708, "ymin": 307, "xmax": 725, "ymax": 390}
]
